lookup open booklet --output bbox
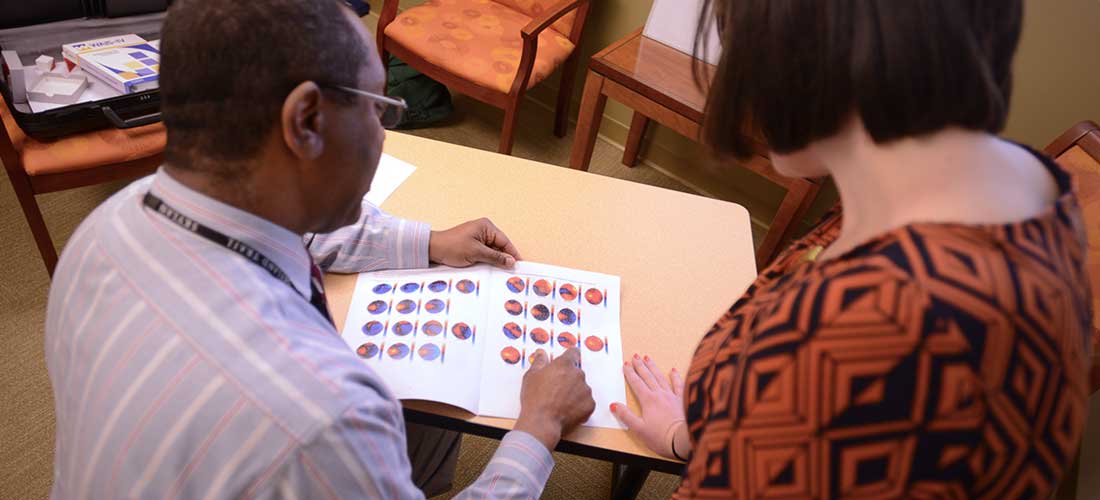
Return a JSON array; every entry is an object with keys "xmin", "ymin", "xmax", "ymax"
[{"xmin": 339, "ymin": 261, "xmax": 626, "ymax": 429}]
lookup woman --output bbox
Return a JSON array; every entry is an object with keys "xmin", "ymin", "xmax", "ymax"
[{"xmin": 613, "ymin": 0, "xmax": 1095, "ymax": 497}]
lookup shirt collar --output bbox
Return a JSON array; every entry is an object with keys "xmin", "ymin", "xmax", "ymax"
[{"xmin": 148, "ymin": 167, "xmax": 313, "ymax": 297}]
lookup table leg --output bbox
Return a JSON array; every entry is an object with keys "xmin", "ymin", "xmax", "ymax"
[
  {"xmin": 569, "ymin": 71, "xmax": 608, "ymax": 171},
  {"xmin": 622, "ymin": 112, "xmax": 649, "ymax": 167},
  {"xmin": 755, "ymin": 179, "xmax": 823, "ymax": 267},
  {"xmin": 609, "ymin": 464, "xmax": 650, "ymax": 500}
]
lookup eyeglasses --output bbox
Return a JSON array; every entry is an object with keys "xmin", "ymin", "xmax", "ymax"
[{"xmin": 323, "ymin": 84, "xmax": 408, "ymax": 129}]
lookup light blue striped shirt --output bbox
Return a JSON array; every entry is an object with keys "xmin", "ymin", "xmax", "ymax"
[{"xmin": 45, "ymin": 168, "xmax": 554, "ymax": 499}]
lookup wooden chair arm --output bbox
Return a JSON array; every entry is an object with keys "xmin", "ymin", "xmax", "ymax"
[
  {"xmin": 521, "ymin": 0, "xmax": 586, "ymax": 40},
  {"xmin": 376, "ymin": 0, "xmax": 401, "ymax": 60},
  {"xmin": 509, "ymin": 0, "xmax": 587, "ymax": 98}
]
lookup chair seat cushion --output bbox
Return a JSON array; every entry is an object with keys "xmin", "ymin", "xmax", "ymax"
[
  {"xmin": 385, "ymin": 0, "xmax": 576, "ymax": 94},
  {"xmin": 0, "ymin": 97, "xmax": 165, "ymax": 177}
]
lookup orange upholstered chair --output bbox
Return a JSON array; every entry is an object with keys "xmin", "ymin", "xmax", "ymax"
[
  {"xmin": 0, "ymin": 96, "xmax": 165, "ymax": 276},
  {"xmin": 378, "ymin": 0, "xmax": 591, "ymax": 155}
]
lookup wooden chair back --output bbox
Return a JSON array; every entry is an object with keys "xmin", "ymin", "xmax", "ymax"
[{"xmin": 1044, "ymin": 120, "xmax": 1100, "ymax": 393}]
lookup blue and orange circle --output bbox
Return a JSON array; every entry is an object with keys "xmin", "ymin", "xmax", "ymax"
[
  {"xmin": 362, "ymin": 321, "xmax": 384, "ymax": 336},
  {"xmin": 356, "ymin": 342, "xmax": 379, "ymax": 359}
]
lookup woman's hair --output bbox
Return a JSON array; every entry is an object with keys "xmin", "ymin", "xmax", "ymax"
[{"xmin": 695, "ymin": 0, "xmax": 1023, "ymax": 158}]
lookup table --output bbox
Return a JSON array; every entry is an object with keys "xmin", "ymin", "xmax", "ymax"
[
  {"xmin": 568, "ymin": 28, "xmax": 822, "ymax": 267},
  {"xmin": 324, "ymin": 131, "xmax": 758, "ymax": 493}
]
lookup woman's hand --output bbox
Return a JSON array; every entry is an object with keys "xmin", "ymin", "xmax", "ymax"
[{"xmin": 611, "ymin": 354, "xmax": 691, "ymax": 460}]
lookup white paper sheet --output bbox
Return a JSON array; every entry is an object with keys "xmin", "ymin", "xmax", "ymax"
[
  {"xmin": 340, "ymin": 261, "xmax": 625, "ymax": 429},
  {"xmin": 643, "ymin": 0, "xmax": 722, "ymax": 65},
  {"xmin": 365, "ymin": 154, "xmax": 417, "ymax": 207}
]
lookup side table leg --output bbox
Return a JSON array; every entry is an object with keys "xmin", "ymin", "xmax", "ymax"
[
  {"xmin": 609, "ymin": 464, "xmax": 650, "ymax": 500},
  {"xmin": 756, "ymin": 179, "xmax": 823, "ymax": 267},
  {"xmin": 622, "ymin": 112, "xmax": 649, "ymax": 167},
  {"xmin": 569, "ymin": 71, "xmax": 608, "ymax": 171}
]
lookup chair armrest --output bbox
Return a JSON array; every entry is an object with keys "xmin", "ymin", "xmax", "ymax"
[
  {"xmin": 376, "ymin": 0, "xmax": 401, "ymax": 59},
  {"xmin": 507, "ymin": 0, "xmax": 587, "ymax": 96},
  {"xmin": 521, "ymin": 0, "xmax": 585, "ymax": 40}
]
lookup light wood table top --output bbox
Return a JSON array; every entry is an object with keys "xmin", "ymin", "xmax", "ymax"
[{"xmin": 325, "ymin": 132, "xmax": 758, "ymax": 470}]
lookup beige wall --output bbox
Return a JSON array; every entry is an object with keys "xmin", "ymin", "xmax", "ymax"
[
  {"xmin": 368, "ymin": 0, "xmax": 1100, "ymax": 230},
  {"xmin": 1007, "ymin": 0, "xmax": 1100, "ymax": 145}
]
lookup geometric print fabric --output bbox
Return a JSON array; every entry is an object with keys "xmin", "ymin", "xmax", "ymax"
[{"xmin": 677, "ymin": 149, "xmax": 1095, "ymax": 499}]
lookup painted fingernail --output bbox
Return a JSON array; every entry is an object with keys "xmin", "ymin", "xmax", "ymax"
[
  {"xmin": 623, "ymin": 361, "xmax": 630, "ymax": 367},
  {"xmin": 609, "ymin": 403, "xmax": 618, "ymax": 412},
  {"xmin": 644, "ymin": 355, "xmax": 650, "ymax": 362},
  {"xmin": 633, "ymin": 354, "xmax": 640, "ymax": 360}
]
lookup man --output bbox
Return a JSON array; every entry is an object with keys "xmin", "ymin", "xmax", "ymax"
[{"xmin": 44, "ymin": 0, "xmax": 595, "ymax": 498}]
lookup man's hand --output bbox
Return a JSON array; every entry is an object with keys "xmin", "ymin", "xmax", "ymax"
[
  {"xmin": 514, "ymin": 348, "xmax": 595, "ymax": 451},
  {"xmin": 428, "ymin": 218, "xmax": 521, "ymax": 269},
  {"xmin": 610, "ymin": 354, "xmax": 690, "ymax": 460}
]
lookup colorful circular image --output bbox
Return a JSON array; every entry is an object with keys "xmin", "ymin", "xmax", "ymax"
[
  {"xmin": 532, "ymin": 279, "xmax": 552, "ymax": 297},
  {"xmin": 422, "ymin": 320, "xmax": 444, "ymax": 336},
  {"xmin": 456, "ymin": 279, "xmax": 476, "ymax": 293},
  {"xmin": 504, "ymin": 300, "xmax": 524, "ymax": 316},
  {"xmin": 425, "ymin": 299, "xmax": 446, "ymax": 314},
  {"xmin": 428, "ymin": 280, "xmax": 448, "ymax": 292},
  {"xmin": 529, "ymin": 327, "xmax": 550, "ymax": 344},
  {"xmin": 559, "ymin": 284, "xmax": 578, "ymax": 301},
  {"xmin": 557, "ymin": 331, "xmax": 577, "ymax": 349},
  {"xmin": 418, "ymin": 343, "xmax": 442, "ymax": 361},
  {"xmin": 372, "ymin": 283, "xmax": 393, "ymax": 294},
  {"xmin": 356, "ymin": 342, "xmax": 379, "ymax": 359},
  {"xmin": 528, "ymin": 348, "xmax": 547, "ymax": 365},
  {"xmin": 500, "ymin": 346, "xmax": 521, "ymax": 365},
  {"xmin": 557, "ymin": 308, "xmax": 577, "ymax": 325},
  {"xmin": 367, "ymin": 300, "xmax": 388, "ymax": 315},
  {"xmin": 362, "ymin": 321, "xmax": 384, "ymax": 336},
  {"xmin": 584, "ymin": 336, "xmax": 605, "ymax": 352},
  {"xmin": 396, "ymin": 299, "xmax": 417, "ymax": 314},
  {"xmin": 392, "ymin": 321, "xmax": 414, "ymax": 336},
  {"xmin": 400, "ymin": 282, "xmax": 420, "ymax": 293},
  {"xmin": 530, "ymin": 304, "xmax": 550, "ymax": 321},
  {"xmin": 451, "ymin": 322, "xmax": 473, "ymax": 340},
  {"xmin": 387, "ymin": 343, "xmax": 410, "ymax": 360},
  {"xmin": 502, "ymin": 322, "xmax": 523, "ymax": 340},
  {"xmin": 506, "ymin": 276, "xmax": 526, "ymax": 293},
  {"xmin": 585, "ymin": 288, "xmax": 604, "ymax": 305}
]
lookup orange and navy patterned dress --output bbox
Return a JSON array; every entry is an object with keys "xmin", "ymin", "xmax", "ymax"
[{"xmin": 677, "ymin": 148, "xmax": 1096, "ymax": 499}]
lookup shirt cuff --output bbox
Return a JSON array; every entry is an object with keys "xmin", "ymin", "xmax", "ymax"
[
  {"xmin": 493, "ymin": 431, "xmax": 555, "ymax": 489},
  {"xmin": 394, "ymin": 219, "xmax": 431, "ymax": 269}
]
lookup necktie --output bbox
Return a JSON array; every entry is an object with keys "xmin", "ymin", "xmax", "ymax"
[{"xmin": 309, "ymin": 261, "xmax": 335, "ymax": 326}]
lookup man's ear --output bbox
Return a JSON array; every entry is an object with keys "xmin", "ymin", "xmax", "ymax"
[{"xmin": 281, "ymin": 81, "xmax": 325, "ymax": 161}]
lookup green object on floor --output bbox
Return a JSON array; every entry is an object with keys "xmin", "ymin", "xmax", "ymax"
[{"xmin": 386, "ymin": 56, "xmax": 453, "ymax": 130}]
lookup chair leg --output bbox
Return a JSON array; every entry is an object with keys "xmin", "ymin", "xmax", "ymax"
[
  {"xmin": 755, "ymin": 180, "xmax": 822, "ymax": 268},
  {"xmin": 8, "ymin": 172, "xmax": 58, "ymax": 276},
  {"xmin": 499, "ymin": 101, "xmax": 521, "ymax": 155},
  {"xmin": 380, "ymin": 49, "xmax": 391, "ymax": 94},
  {"xmin": 554, "ymin": 51, "xmax": 582, "ymax": 138},
  {"xmin": 568, "ymin": 71, "xmax": 608, "ymax": 171},
  {"xmin": 622, "ymin": 112, "xmax": 649, "ymax": 167}
]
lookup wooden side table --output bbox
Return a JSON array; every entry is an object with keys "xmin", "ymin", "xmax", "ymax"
[{"xmin": 569, "ymin": 28, "xmax": 822, "ymax": 267}]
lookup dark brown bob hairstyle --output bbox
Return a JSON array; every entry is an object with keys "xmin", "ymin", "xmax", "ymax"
[{"xmin": 696, "ymin": 0, "xmax": 1024, "ymax": 158}]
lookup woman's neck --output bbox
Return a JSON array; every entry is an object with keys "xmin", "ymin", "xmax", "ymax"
[{"xmin": 815, "ymin": 126, "xmax": 1057, "ymax": 261}]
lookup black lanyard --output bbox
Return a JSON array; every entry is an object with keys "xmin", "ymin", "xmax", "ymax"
[{"xmin": 143, "ymin": 192, "xmax": 334, "ymax": 325}]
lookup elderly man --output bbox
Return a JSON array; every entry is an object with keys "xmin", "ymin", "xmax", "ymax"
[{"xmin": 44, "ymin": 0, "xmax": 595, "ymax": 498}]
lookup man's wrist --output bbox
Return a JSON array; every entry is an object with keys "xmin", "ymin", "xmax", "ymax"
[
  {"xmin": 427, "ymin": 230, "xmax": 439, "ymax": 264},
  {"xmin": 514, "ymin": 412, "xmax": 563, "ymax": 452}
]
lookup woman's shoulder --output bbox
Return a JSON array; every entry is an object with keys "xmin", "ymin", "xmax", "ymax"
[{"xmin": 759, "ymin": 215, "xmax": 1091, "ymax": 338}]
